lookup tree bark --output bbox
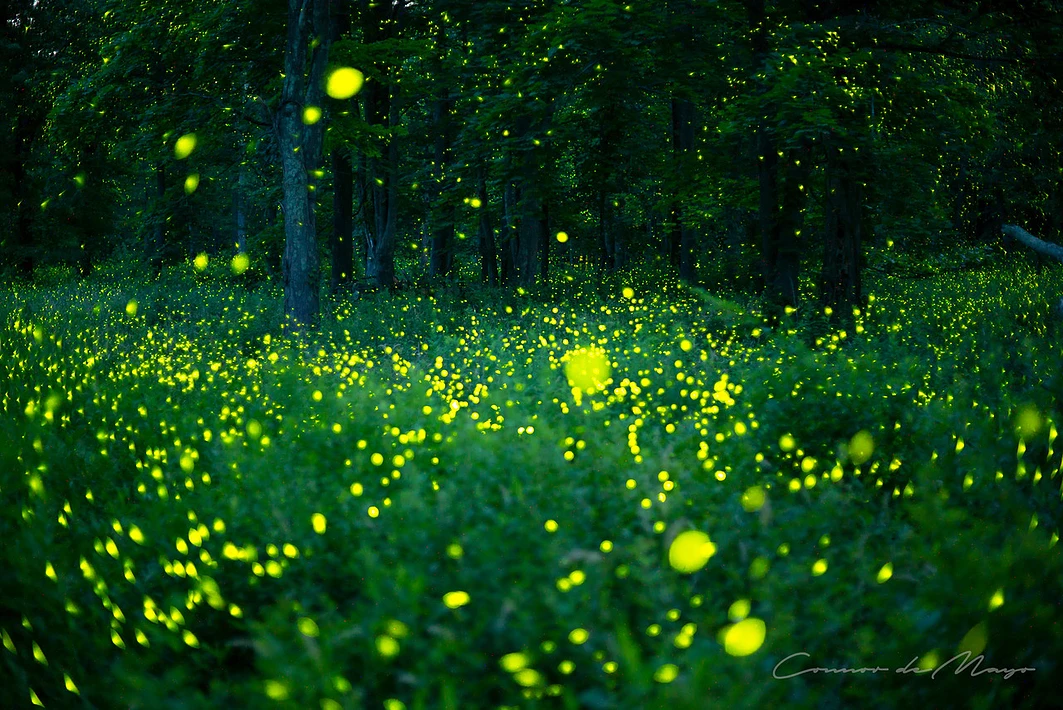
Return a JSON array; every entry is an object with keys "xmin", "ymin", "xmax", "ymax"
[
  {"xmin": 769, "ymin": 148, "xmax": 808, "ymax": 306},
  {"xmin": 279, "ymin": 0, "xmax": 329, "ymax": 329},
  {"xmin": 820, "ymin": 149, "xmax": 862, "ymax": 310},
  {"xmin": 500, "ymin": 182, "xmax": 516, "ymax": 285},
  {"xmin": 672, "ymin": 96, "xmax": 697, "ymax": 282},
  {"xmin": 1003, "ymin": 224, "xmax": 1063, "ymax": 263},
  {"xmin": 332, "ymin": 146, "xmax": 354, "ymax": 289},
  {"xmin": 516, "ymin": 189, "xmax": 543, "ymax": 288},
  {"xmin": 14, "ymin": 113, "xmax": 35, "ymax": 276},
  {"xmin": 429, "ymin": 87, "xmax": 454, "ymax": 278},
  {"xmin": 477, "ymin": 163, "xmax": 497, "ymax": 285}
]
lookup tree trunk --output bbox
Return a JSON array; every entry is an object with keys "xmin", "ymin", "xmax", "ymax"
[
  {"xmin": 769, "ymin": 148, "xmax": 808, "ymax": 307},
  {"xmin": 13, "ymin": 114, "xmax": 34, "ymax": 276},
  {"xmin": 279, "ymin": 0, "xmax": 329, "ymax": 329},
  {"xmin": 362, "ymin": 1, "xmax": 403, "ymax": 289},
  {"xmin": 429, "ymin": 87, "xmax": 454, "ymax": 278},
  {"xmin": 820, "ymin": 149, "xmax": 862, "ymax": 311},
  {"xmin": 516, "ymin": 189, "xmax": 543, "ymax": 288},
  {"xmin": 600, "ymin": 191, "xmax": 613, "ymax": 272},
  {"xmin": 477, "ymin": 163, "xmax": 497, "ymax": 285},
  {"xmin": 500, "ymin": 182, "xmax": 516, "ymax": 285},
  {"xmin": 1003, "ymin": 224, "xmax": 1063, "ymax": 263},
  {"xmin": 234, "ymin": 173, "xmax": 247, "ymax": 254},
  {"xmin": 150, "ymin": 162, "xmax": 166, "ymax": 274},
  {"xmin": 539, "ymin": 201, "xmax": 550, "ymax": 281},
  {"xmin": 332, "ymin": 146, "xmax": 354, "ymax": 289},
  {"xmin": 672, "ymin": 97, "xmax": 697, "ymax": 282}
]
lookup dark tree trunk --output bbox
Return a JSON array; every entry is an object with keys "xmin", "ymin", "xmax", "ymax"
[
  {"xmin": 13, "ymin": 114, "xmax": 34, "ymax": 276},
  {"xmin": 332, "ymin": 146, "xmax": 354, "ymax": 289},
  {"xmin": 365, "ymin": 91, "xmax": 400, "ymax": 288},
  {"xmin": 150, "ymin": 163, "xmax": 166, "ymax": 274},
  {"xmin": 330, "ymin": 2, "xmax": 353, "ymax": 291},
  {"xmin": 749, "ymin": 0, "xmax": 787, "ymax": 309},
  {"xmin": 429, "ymin": 88, "xmax": 454, "ymax": 278},
  {"xmin": 820, "ymin": 149, "xmax": 862, "ymax": 311},
  {"xmin": 671, "ymin": 96, "xmax": 697, "ymax": 282},
  {"xmin": 234, "ymin": 173, "xmax": 247, "ymax": 254},
  {"xmin": 500, "ymin": 182, "xmax": 516, "ymax": 285},
  {"xmin": 363, "ymin": 3, "xmax": 402, "ymax": 288},
  {"xmin": 477, "ymin": 164, "xmax": 497, "ymax": 285},
  {"xmin": 516, "ymin": 189, "xmax": 543, "ymax": 288},
  {"xmin": 600, "ymin": 191, "xmax": 613, "ymax": 272},
  {"xmin": 539, "ymin": 201, "xmax": 550, "ymax": 281},
  {"xmin": 769, "ymin": 148, "xmax": 808, "ymax": 307},
  {"xmin": 279, "ymin": 0, "xmax": 330, "ymax": 329}
]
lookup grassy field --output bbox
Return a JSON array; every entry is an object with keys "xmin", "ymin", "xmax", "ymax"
[{"xmin": 3, "ymin": 259, "xmax": 1063, "ymax": 709}]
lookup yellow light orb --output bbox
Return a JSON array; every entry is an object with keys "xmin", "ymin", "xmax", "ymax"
[
  {"xmin": 654, "ymin": 664, "xmax": 679, "ymax": 683},
  {"xmin": 442, "ymin": 591, "xmax": 470, "ymax": 609},
  {"xmin": 849, "ymin": 430, "xmax": 874, "ymax": 464},
  {"xmin": 876, "ymin": 562, "xmax": 893, "ymax": 583},
  {"xmin": 564, "ymin": 347, "xmax": 611, "ymax": 393},
  {"xmin": 740, "ymin": 486, "xmax": 766, "ymax": 512},
  {"xmin": 556, "ymin": 231, "xmax": 569, "ymax": 243},
  {"xmin": 326, "ymin": 67, "xmax": 364, "ymax": 99},
  {"xmin": 500, "ymin": 652, "xmax": 528, "ymax": 672},
  {"xmin": 668, "ymin": 530, "xmax": 716, "ymax": 573},
  {"xmin": 724, "ymin": 617, "xmax": 766, "ymax": 656},
  {"xmin": 174, "ymin": 133, "xmax": 197, "ymax": 159},
  {"xmin": 184, "ymin": 173, "xmax": 200, "ymax": 194},
  {"xmin": 193, "ymin": 253, "xmax": 209, "ymax": 272},
  {"xmin": 302, "ymin": 105, "xmax": 322, "ymax": 125},
  {"xmin": 1016, "ymin": 405, "xmax": 1042, "ymax": 439},
  {"xmin": 231, "ymin": 253, "xmax": 250, "ymax": 275}
]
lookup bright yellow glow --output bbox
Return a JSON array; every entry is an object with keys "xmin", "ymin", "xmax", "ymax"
[
  {"xmin": 326, "ymin": 67, "xmax": 364, "ymax": 99},
  {"xmin": 184, "ymin": 174, "xmax": 199, "ymax": 194},
  {"xmin": 564, "ymin": 347, "xmax": 611, "ymax": 393},
  {"xmin": 741, "ymin": 486, "xmax": 766, "ymax": 512},
  {"xmin": 174, "ymin": 133, "xmax": 197, "ymax": 159},
  {"xmin": 376, "ymin": 635, "xmax": 400, "ymax": 657},
  {"xmin": 988, "ymin": 588, "xmax": 1004, "ymax": 611},
  {"xmin": 443, "ymin": 591, "xmax": 470, "ymax": 608},
  {"xmin": 849, "ymin": 430, "xmax": 874, "ymax": 464},
  {"xmin": 500, "ymin": 652, "xmax": 528, "ymax": 672},
  {"xmin": 724, "ymin": 618, "xmax": 766, "ymax": 656},
  {"xmin": 668, "ymin": 530, "xmax": 716, "ymax": 573},
  {"xmin": 1016, "ymin": 405, "xmax": 1042, "ymax": 438},
  {"xmin": 513, "ymin": 668, "xmax": 542, "ymax": 687},
  {"xmin": 193, "ymin": 253, "xmax": 209, "ymax": 271},
  {"xmin": 231, "ymin": 253, "xmax": 250, "ymax": 274},
  {"xmin": 302, "ymin": 105, "xmax": 322, "ymax": 125},
  {"xmin": 556, "ymin": 231, "xmax": 569, "ymax": 243}
]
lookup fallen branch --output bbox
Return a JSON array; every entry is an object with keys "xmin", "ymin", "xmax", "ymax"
[{"xmin": 1002, "ymin": 224, "xmax": 1063, "ymax": 263}]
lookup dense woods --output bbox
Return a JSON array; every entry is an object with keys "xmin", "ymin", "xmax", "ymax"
[
  {"xmin": 4, "ymin": 0, "xmax": 1063, "ymax": 312},
  {"xmin": 4, "ymin": 1, "xmax": 1063, "ymax": 708}
]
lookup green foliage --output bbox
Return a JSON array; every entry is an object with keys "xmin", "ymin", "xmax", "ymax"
[{"xmin": 2, "ymin": 260, "xmax": 1062, "ymax": 708}]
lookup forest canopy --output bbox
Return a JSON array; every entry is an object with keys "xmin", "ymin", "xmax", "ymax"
[{"xmin": 3, "ymin": 0, "xmax": 1063, "ymax": 321}]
